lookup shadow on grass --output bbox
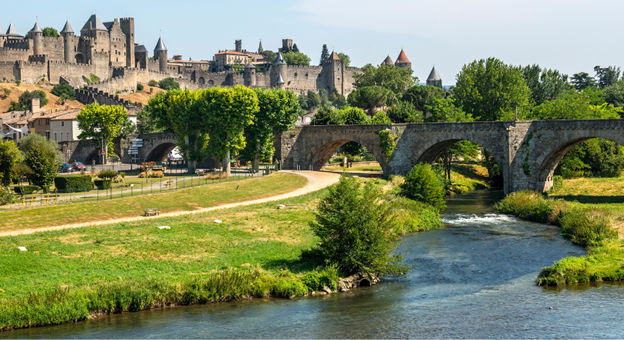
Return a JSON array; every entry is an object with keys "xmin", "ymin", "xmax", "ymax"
[
  {"xmin": 450, "ymin": 163, "xmax": 490, "ymax": 183},
  {"xmin": 551, "ymin": 195, "xmax": 624, "ymax": 204},
  {"xmin": 262, "ymin": 248, "xmax": 326, "ymax": 273}
]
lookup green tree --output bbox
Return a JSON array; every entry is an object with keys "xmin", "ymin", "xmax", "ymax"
[
  {"xmin": 603, "ymin": 79, "xmax": 624, "ymax": 108},
  {"xmin": 12, "ymin": 90, "xmax": 48, "ymax": 110},
  {"xmin": 594, "ymin": 66, "xmax": 621, "ymax": 88},
  {"xmin": 348, "ymin": 85, "xmax": 396, "ymax": 114},
  {"xmin": 77, "ymin": 104, "xmax": 130, "ymax": 164},
  {"xmin": 571, "ymin": 72, "xmax": 596, "ymax": 91},
  {"xmin": 51, "ymin": 83, "xmax": 76, "ymax": 101},
  {"xmin": 454, "ymin": 58, "xmax": 531, "ymax": 121},
  {"xmin": 337, "ymin": 53, "xmax": 350, "ymax": 67},
  {"xmin": 386, "ymin": 101, "xmax": 422, "ymax": 123},
  {"xmin": 261, "ymin": 50, "xmax": 277, "ymax": 63},
  {"xmin": 402, "ymin": 85, "xmax": 447, "ymax": 112},
  {"xmin": 42, "ymin": 27, "xmax": 58, "ymax": 37},
  {"xmin": 528, "ymin": 90, "xmax": 622, "ymax": 120},
  {"xmin": 370, "ymin": 111, "xmax": 392, "ymax": 124},
  {"xmin": 158, "ymin": 77, "xmax": 180, "ymax": 90},
  {"xmin": 241, "ymin": 88, "xmax": 300, "ymax": 170},
  {"xmin": 311, "ymin": 175, "xmax": 404, "ymax": 275},
  {"xmin": 283, "ymin": 51, "xmax": 311, "ymax": 66},
  {"xmin": 400, "ymin": 163, "xmax": 446, "ymax": 211},
  {"xmin": 558, "ymin": 138, "xmax": 624, "ymax": 178},
  {"xmin": 18, "ymin": 134, "xmax": 61, "ymax": 191},
  {"xmin": 202, "ymin": 86, "xmax": 259, "ymax": 174},
  {"xmin": 354, "ymin": 64, "xmax": 415, "ymax": 95},
  {"xmin": 0, "ymin": 140, "xmax": 21, "ymax": 187},
  {"xmin": 320, "ymin": 44, "xmax": 330, "ymax": 65},
  {"xmin": 521, "ymin": 65, "xmax": 572, "ymax": 105}
]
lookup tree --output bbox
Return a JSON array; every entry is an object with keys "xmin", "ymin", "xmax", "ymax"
[
  {"xmin": 528, "ymin": 90, "xmax": 621, "ymax": 120},
  {"xmin": 202, "ymin": 86, "xmax": 259, "ymax": 174},
  {"xmin": 261, "ymin": 50, "xmax": 277, "ymax": 63},
  {"xmin": 77, "ymin": 104, "xmax": 130, "ymax": 164},
  {"xmin": 348, "ymin": 86, "xmax": 396, "ymax": 114},
  {"xmin": 283, "ymin": 51, "xmax": 311, "ymax": 66},
  {"xmin": 558, "ymin": 138, "xmax": 624, "ymax": 178},
  {"xmin": 311, "ymin": 175, "xmax": 404, "ymax": 275},
  {"xmin": 158, "ymin": 77, "xmax": 180, "ymax": 90},
  {"xmin": 594, "ymin": 66, "xmax": 621, "ymax": 88},
  {"xmin": 320, "ymin": 44, "xmax": 330, "ymax": 65},
  {"xmin": 18, "ymin": 134, "xmax": 61, "ymax": 191},
  {"xmin": 241, "ymin": 88, "xmax": 300, "ymax": 170},
  {"xmin": 51, "ymin": 83, "xmax": 76, "ymax": 101},
  {"xmin": 370, "ymin": 111, "xmax": 392, "ymax": 124},
  {"xmin": 42, "ymin": 27, "xmax": 58, "ymax": 37},
  {"xmin": 571, "ymin": 72, "xmax": 596, "ymax": 91},
  {"xmin": 0, "ymin": 140, "xmax": 21, "ymax": 187},
  {"xmin": 604, "ymin": 79, "xmax": 624, "ymax": 108},
  {"xmin": 454, "ymin": 58, "xmax": 531, "ymax": 121},
  {"xmin": 521, "ymin": 65, "xmax": 572, "ymax": 105},
  {"xmin": 354, "ymin": 64, "xmax": 415, "ymax": 95},
  {"xmin": 400, "ymin": 163, "xmax": 446, "ymax": 210},
  {"xmin": 12, "ymin": 90, "xmax": 48, "ymax": 111},
  {"xmin": 402, "ymin": 85, "xmax": 447, "ymax": 112},
  {"xmin": 337, "ymin": 53, "xmax": 350, "ymax": 67},
  {"xmin": 386, "ymin": 101, "xmax": 422, "ymax": 123}
]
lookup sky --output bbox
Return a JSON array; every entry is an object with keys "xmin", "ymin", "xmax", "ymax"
[{"xmin": 1, "ymin": 0, "xmax": 623, "ymax": 85}]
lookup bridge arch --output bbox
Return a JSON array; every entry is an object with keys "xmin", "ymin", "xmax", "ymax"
[
  {"xmin": 144, "ymin": 142, "xmax": 177, "ymax": 162},
  {"xmin": 311, "ymin": 138, "xmax": 384, "ymax": 171}
]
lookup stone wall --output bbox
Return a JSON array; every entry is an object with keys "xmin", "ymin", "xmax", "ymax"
[{"xmin": 0, "ymin": 61, "xmax": 16, "ymax": 81}]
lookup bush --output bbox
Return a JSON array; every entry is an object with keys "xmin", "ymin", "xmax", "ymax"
[
  {"xmin": 97, "ymin": 170, "xmax": 118, "ymax": 180},
  {"xmin": 13, "ymin": 185, "xmax": 39, "ymax": 195},
  {"xmin": 94, "ymin": 179, "xmax": 112, "ymax": 190},
  {"xmin": 54, "ymin": 175, "xmax": 94, "ymax": 193},
  {"xmin": 311, "ymin": 175, "xmax": 405, "ymax": 275},
  {"xmin": 559, "ymin": 207, "xmax": 618, "ymax": 247},
  {"xmin": 147, "ymin": 80, "xmax": 158, "ymax": 87},
  {"xmin": 0, "ymin": 187, "xmax": 10, "ymax": 205},
  {"xmin": 400, "ymin": 163, "xmax": 446, "ymax": 210},
  {"xmin": 137, "ymin": 83, "xmax": 144, "ymax": 91},
  {"xmin": 496, "ymin": 191, "xmax": 564, "ymax": 224},
  {"xmin": 301, "ymin": 266, "xmax": 339, "ymax": 291},
  {"xmin": 158, "ymin": 78, "xmax": 180, "ymax": 91},
  {"xmin": 51, "ymin": 83, "xmax": 76, "ymax": 100}
]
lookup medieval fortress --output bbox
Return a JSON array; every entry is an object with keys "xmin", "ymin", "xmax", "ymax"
[{"xmin": 0, "ymin": 15, "xmax": 435, "ymax": 99}]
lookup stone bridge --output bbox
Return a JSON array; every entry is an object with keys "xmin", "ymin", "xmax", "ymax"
[{"xmin": 278, "ymin": 120, "xmax": 624, "ymax": 193}]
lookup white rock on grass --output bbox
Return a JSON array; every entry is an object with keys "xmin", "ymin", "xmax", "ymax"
[
  {"xmin": 213, "ymin": 219, "xmax": 222, "ymax": 224},
  {"xmin": 156, "ymin": 226, "xmax": 171, "ymax": 230},
  {"xmin": 276, "ymin": 204, "xmax": 286, "ymax": 209},
  {"xmin": 18, "ymin": 246, "xmax": 27, "ymax": 252}
]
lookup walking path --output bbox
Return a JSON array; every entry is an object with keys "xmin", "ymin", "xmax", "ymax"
[{"xmin": 0, "ymin": 171, "xmax": 340, "ymax": 238}]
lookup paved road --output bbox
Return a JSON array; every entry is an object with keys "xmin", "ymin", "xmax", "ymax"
[{"xmin": 0, "ymin": 171, "xmax": 341, "ymax": 238}]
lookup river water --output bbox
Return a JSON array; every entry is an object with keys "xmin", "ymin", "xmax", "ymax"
[{"xmin": 6, "ymin": 190, "xmax": 624, "ymax": 338}]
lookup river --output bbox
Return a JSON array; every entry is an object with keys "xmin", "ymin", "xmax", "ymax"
[{"xmin": 6, "ymin": 190, "xmax": 624, "ymax": 338}]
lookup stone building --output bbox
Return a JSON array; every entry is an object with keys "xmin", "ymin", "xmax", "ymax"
[{"xmin": 426, "ymin": 66, "xmax": 442, "ymax": 87}]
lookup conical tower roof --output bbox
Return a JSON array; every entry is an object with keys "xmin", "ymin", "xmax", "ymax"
[
  {"xmin": 274, "ymin": 52, "xmax": 285, "ymax": 65},
  {"xmin": 427, "ymin": 66, "xmax": 441, "ymax": 82},
  {"xmin": 395, "ymin": 49, "xmax": 410, "ymax": 63},
  {"xmin": 381, "ymin": 55, "xmax": 393, "ymax": 66},
  {"xmin": 277, "ymin": 74, "xmax": 285, "ymax": 84},
  {"xmin": 5, "ymin": 24, "xmax": 20, "ymax": 37},
  {"xmin": 330, "ymin": 51, "xmax": 340, "ymax": 61},
  {"xmin": 154, "ymin": 36, "xmax": 167, "ymax": 52},
  {"xmin": 81, "ymin": 14, "xmax": 107, "ymax": 31},
  {"xmin": 60, "ymin": 20, "xmax": 74, "ymax": 34},
  {"xmin": 30, "ymin": 22, "xmax": 42, "ymax": 33},
  {"xmin": 258, "ymin": 40, "xmax": 263, "ymax": 53}
]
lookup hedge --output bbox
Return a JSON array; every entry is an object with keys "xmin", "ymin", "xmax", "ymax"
[
  {"xmin": 13, "ymin": 185, "xmax": 39, "ymax": 195},
  {"xmin": 94, "ymin": 179, "xmax": 112, "ymax": 190},
  {"xmin": 54, "ymin": 175, "xmax": 94, "ymax": 193}
]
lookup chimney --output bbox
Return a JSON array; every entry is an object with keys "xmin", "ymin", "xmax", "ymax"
[{"xmin": 31, "ymin": 97, "xmax": 40, "ymax": 113}]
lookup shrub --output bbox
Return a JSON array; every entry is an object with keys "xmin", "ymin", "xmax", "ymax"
[
  {"xmin": 51, "ymin": 83, "xmax": 76, "ymax": 100},
  {"xmin": 97, "ymin": 170, "xmax": 118, "ymax": 180},
  {"xmin": 158, "ymin": 78, "xmax": 180, "ymax": 91},
  {"xmin": 0, "ymin": 187, "xmax": 10, "ymax": 205},
  {"xmin": 147, "ymin": 80, "xmax": 158, "ymax": 87},
  {"xmin": 400, "ymin": 163, "xmax": 446, "ymax": 210},
  {"xmin": 311, "ymin": 175, "xmax": 405, "ymax": 275},
  {"xmin": 137, "ymin": 83, "xmax": 144, "ymax": 91},
  {"xmin": 13, "ymin": 185, "xmax": 39, "ymax": 195},
  {"xmin": 559, "ymin": 207, "xmax": 618, "ymax": 247},
  {"xmin": 496, "ymin": 191, "xmax": 563, "ymax": 224},
  {"xmin": 54, "ymin": 175, "xmax": 93, "ymax": 193},
  {"xmin": 94, "ymin": 179, "xmax": 112, "ymax": 190},
  {"xmin": 301, "ymin": 266, "xmax": 339, "ymax": 291}
]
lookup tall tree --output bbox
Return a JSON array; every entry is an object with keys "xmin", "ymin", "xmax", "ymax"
[
  {"xmin": 571, "ymin": 72, "xmax": 596, "ymax": 91},
  {"xmin": 241, "ymin": 88, "xmax": 300, "ymax": 170},
  {"xmin": 283, "ymin": 51, "xmax": 311, "ymax": 66},
  {"xmin": 0, "ymin": 140, "xmax": 21, "ymax": 187},
  {"xmin": 528, "ymin": 90, "xmax": 622, "ymax": 120},
  {"xmin": 320, "ymin": 44, "xmax": 330, "ymax": 65},
  {"xmin": 18, "ymin": 134, "xmax": 61, "ymax": 191},
  {"xmin": 521, "ymin": 65, "xmax": 571, "ymax": 105},
  {"xmin": 454, "ymin": 58, "xmax": 531, "ymax": 121},
  {"xmin": 77, "ymin": 104, "xmax": 130, "ymax": 164},
  {"xmin": 337, "ymin": 53, "xmax": 350, "ymax": 67},
  {"xmin": 347, "ymin": 85, "xmax": 396, "ymax": 114},
  {"xmin": 354, "ymin": 64, "xmax": 416, "ymax": 95},
  {"xmin": 594, "ymin": 65, "xmax": 621, "ymax": 88},
  {"xmin": 604, "ymin": 79, "xmax": 624, "ymax": 108}
]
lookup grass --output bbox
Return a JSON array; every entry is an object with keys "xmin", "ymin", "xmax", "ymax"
[
  {"xmin": 496, "ymin": 177, "xmax": 624, "ymax": 286},
  {"xmin": 0, "ymin": 176, "xmax": 442, "ymax": 331},
  {"xmin": 323, "ymin": 162, "xmax": 383, "ymax": 172},
  {"xmin": 0, "ymin": 172, "xmax": 306, "ymax": 233},
  {"xmin": 446, "ymin": 163, "xmax": 490, "ymax": 194}
]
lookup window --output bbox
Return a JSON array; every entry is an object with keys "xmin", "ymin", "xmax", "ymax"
[
  {"xmin": 54, "ymin": 132, "xmax": 57, "ymax": 141},
  {"xmin": 61, "ymin": 121, "xmax": 64, "ymax": 127}
]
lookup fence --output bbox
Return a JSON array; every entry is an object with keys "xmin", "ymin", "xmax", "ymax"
[{"xmin": 7, "ymin": 166, "xmax": 277, "ymax": 209}]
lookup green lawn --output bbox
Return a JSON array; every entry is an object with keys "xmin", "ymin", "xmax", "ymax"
[{"xmin": 0, "ymin": 172, "xmax": 307, "ymax": 233}]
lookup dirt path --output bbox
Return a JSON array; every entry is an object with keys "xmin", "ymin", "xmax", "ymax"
[{"xmin": 0, "ymin": 171, "xmax": 340, "ymax": 238}]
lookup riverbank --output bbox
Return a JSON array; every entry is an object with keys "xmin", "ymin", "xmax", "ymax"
[
  {"xmin": 496, "ymin": 181, "xmax": 624, "ymax": 286},
  {"xmin": 0, "ymin": 175, "xmax": 441, "ymax": 331}
]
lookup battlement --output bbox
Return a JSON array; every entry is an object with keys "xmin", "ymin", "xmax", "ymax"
[
  {"xmin": 28, "ymin": 54, "xmax": 47, "ymax": 63},
  {"xmin": 0, "ymin": 46, "xmax": 30, "ymax": 52}
]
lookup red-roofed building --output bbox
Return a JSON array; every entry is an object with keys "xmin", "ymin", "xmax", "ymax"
[{"xmin": 395, "ymin": 49, "xmax": 412, "ymax": 70}]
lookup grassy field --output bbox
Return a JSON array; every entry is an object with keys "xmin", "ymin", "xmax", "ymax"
[
  {"xmin": 446, "ymin": 163, "xmax": 490, "ymax": 194},
  {"xmin": 0, "ymin": 172, "xmax": 306, "ymax": 233},
  {"xmin": 0, "ymin": 175, "xmax": 442, "ymax": 330}
]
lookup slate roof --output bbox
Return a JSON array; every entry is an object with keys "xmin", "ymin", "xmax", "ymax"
[
  {"xmin": 381, "ymin": 55, "xmax": 393, "ymax": 65},
  {"xmin": 81, "ymin": 14, "xmax": 107, "ymax": 31},
  {"xmin": 154, "ymin": 37, "xmax": 167, "ymax": 52},
  {"xmin": 5, "ymin": 24, "xmax": 20, "ymax": 37},
  {"xmin": 427, "ymin": 66, "xmax": 441, "ymax": 81},
  {"xmin": 30, "ymin": 22, "xmax": 42, "ymax": 33},
  {"xmin": 274, "ymin": 52, "xmax": 285, "ymax": 65},
  {"xmin": 60, "ymin": 20, "xmax": 74, "ymax": 34}
]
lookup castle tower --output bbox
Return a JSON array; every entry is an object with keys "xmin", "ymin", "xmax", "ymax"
[
  {"xmin": 5, "ymin": 24, "xmax": 21, "ymax": 39},
  {"xmin": 120, "ymin": 18, "xmax": 135, "ymax": 68},
  {"xmin": 381, "ymin": 55, "xmax": 393, "ymax": 66},
  {"xmin": 329, "ymin": 51, "xmax": 344, "ymax": 95},
  {"xmin": 272, "ymin": 52, "xmax": 286, "ymax": 87},
  {"xmin": 60, "ymin": 20, "xmax": 74, "ymax": 63},
  {"xmin": 394, "ymin": 49, "xmax": 411, "ymax": 69},
  {"xmin": 426, "ymin": 66, "xmax": 442, "ymax": 88},
  {"xmin": 244, "ymin": 63, "xmax": 256, "ymax": 87},
  {"xmin": 81, "ymin": 14, "xmax": 109, "ymax": 65},
  {"xmin": 258, "ymin": 40, "xmax": 263, "ymax": 54},
  {"xmin": 154, "ymin": 37, "xmax": 168, "ymax": 73},
  {"xmin": 235, "ymin": 40, "xmax": 242, "ymax": 52},
  {"xmin": 29, "ymin": 22, "xmax": 43, "ymax": 55}
]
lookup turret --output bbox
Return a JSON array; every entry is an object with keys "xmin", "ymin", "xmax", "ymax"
[
  {"xmin": 426, "ymin": 66, "xmax": 442, "ymax": 88},
  {"xmin": 276, "ymin": 74, "xmax": 285, "ymax": 89},
  {"xmin": 381, "ymin": 55, "xmax": 393, "ymax": 66},
  {"xmin": 5, "ymin": 24, "xmax": 21, "ymax": 39},
  {"xmin": 60, "ymin": 20, "xmax": 74, "ymax": 63},
  {"xmin": 29, "ymin": 22, "xmax": 43, "ymax": 55},
  {"xmin": 329, "ymin": 51, "xmax": 344, "ymax": 95},
  {"xmin": 272, "ymin": 52, "xmax": 287, "ymax": 87},
  {"xmin": 394, "ymin": 49, "xmax": 411, "ymax": 69},
  {"xmin": 154, "ymin": 36, "xmax": 168, "ymax": 72},
  {"xmin": 244, "ymin": 63, "xmax": 256, "ymax": 87},
  {"xmin": 258, "ymin": 40, "xmax": 263, "ymax": 54}
]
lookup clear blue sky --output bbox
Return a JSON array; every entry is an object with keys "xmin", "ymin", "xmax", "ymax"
[{"xmin": 2, "ymin": 0, "xmax": 623, "ymax": 85}]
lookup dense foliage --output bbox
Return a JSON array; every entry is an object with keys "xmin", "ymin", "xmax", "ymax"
[
  {"xmin": 158, "ymin": 78, "xmax": 180, "ymax": 91},
  {"xmin": 9, "ymin": 90, "xmax": 48, "ymax": 111},
  {"xmin": 0, "ymin": 140, "xmax": 21, "ymax": 187},
  {"xmin": 400, "ymin": 163, "xmax": 446, "ymax": 211},
  {"xmin": 77, "ymin": 104, "xmax": 131, "ymax": 163},
  {"xmin": 54, "ymin": 175, "xmax": 94, "ymax": 193},
  {"xmin": 51, "ymin": 83, "xmax": 76, "ymax": 101},
  {"xmin": 18, "ymin": 134, "xmax": 61, "ymax": 192}
]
